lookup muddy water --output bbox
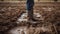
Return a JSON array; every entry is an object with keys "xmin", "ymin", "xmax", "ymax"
[
  {"xmin": 8, "ymin": 26, "xmax": 27, "ymax": 34},
  {"xmin": 8, "ymin": 26, "xmax": 52, "ymax": 34}
]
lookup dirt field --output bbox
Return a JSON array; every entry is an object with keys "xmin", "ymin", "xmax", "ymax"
[{"xmin": 0, "ymin": 1, "xmax": 60, "ymax": 34}]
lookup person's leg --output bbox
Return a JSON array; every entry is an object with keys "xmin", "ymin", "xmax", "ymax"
[
  {"xmin": 28, "ymin": 7, "xmax": 33, "ymax": 20},
  {"xmin": 26, "ymin": 1, "xmax": 34, "ymax": 21},
  {"xmin": 27, "ymin": 6, "xmax": 40, "ymax": 22},
  {"xmin": 26, "ymin": 0, "xmax": 40, "ymax": 23}
]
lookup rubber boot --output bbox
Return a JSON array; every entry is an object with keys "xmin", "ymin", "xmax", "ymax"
[
  {"xmin": 28, "ymin": 9, "xmax": 33, "ymax": 20},
  {"xmin": 27, "ymin": 9, "xmax": 40, "ymax": 24}
]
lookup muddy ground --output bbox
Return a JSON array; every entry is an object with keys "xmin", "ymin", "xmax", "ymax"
[{"xmin": 0, "ymin": 2, "xmax": 60, "ymax": 34}]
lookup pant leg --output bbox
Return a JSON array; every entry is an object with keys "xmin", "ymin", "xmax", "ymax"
[{"xmin": 26, "ymin": 0, "xmax": 34, "ymax": 20}]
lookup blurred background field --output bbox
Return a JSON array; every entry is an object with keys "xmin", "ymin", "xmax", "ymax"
[{"xmin": 0, "ymin": 0, "xmax": 60, "ymax": 34}]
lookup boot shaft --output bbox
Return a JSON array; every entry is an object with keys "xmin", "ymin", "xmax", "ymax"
[{"xmin": 27, "ymin": 9, "xmax": 34, "ymax": 20}]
